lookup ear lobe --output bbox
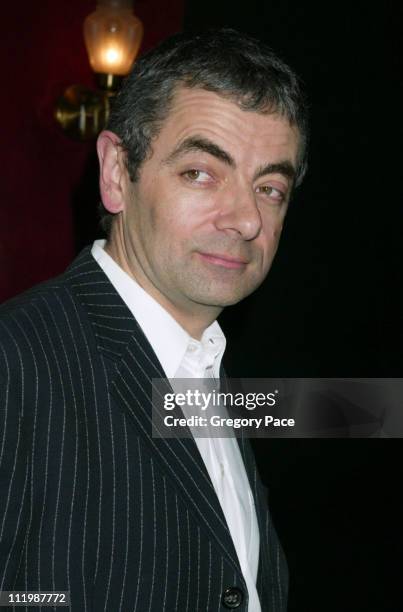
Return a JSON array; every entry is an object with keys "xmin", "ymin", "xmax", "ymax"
[{"xmin": 97, "ymin": 130, "xmax": 126, "ymax": 214}]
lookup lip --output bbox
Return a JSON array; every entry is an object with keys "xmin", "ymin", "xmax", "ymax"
[{"xmin": 197, "ymin": 252, "xmax": 248, "ymax": 269}]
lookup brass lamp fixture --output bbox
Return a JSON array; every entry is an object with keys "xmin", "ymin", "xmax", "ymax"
[{"xmin": 55, "ymin": 0, "xmax": 143, "ymax": 140}]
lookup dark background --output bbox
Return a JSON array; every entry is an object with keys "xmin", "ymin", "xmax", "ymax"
[
  {"xmin": 192, "ymin": 2, "xmax": 402, "ymax": 611},
  {"xmin": 1, "ymin": 1, "xmax": 401, "ymax": 610}
]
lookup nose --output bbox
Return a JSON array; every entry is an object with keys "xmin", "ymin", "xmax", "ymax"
[{"xmin": 213, "ymin": 188, "xmax": 262, "ymax": 241}]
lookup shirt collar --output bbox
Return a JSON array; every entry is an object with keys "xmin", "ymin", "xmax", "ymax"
[{"xmin": 91, "ymin": 240, "xmax": 226, "ymax": 378}]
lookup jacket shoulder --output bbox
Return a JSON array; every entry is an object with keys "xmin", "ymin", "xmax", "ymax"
[{"xmin": 0, "ymin": 247, "xmax": 97, "ymax": 371}]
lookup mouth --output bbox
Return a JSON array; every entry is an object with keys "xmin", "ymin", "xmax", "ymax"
[{"xmin": 197, "ymin": 251, "xmax": 248, "ymax": 270}]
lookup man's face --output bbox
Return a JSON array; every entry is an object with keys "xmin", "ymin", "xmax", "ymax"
[{"xmin": 117, "ymin": 86, "xmax": 300, "ymax": 319}]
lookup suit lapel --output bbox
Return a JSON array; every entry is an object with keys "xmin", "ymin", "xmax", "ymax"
[{"xmin": 65, "ymin": 247, "xmax": 242, "ymax": 575}]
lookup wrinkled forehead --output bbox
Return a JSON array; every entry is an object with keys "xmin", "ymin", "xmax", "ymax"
[
  {"xmin": 153, "ymin": 85, "xmax": 301, "ymax": 170},
  {"xmin": 165, "ymin": 83, "xmax": 296, "ymax": 124},
  {"xmin": 162, "ymin": 84, "xmax": 300, "ymax": 148}
]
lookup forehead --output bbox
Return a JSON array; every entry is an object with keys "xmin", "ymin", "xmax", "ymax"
[{"xmin": 153, "ymin": 86, "xmax": 300, "ymax": 165}]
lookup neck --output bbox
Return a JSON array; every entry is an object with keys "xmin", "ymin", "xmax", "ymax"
[
  {"xmin": 173, "ymin": 310, "xmax": 218, "ymax": 341},
  {"xmin": 104, "ymin": 238, "xmax": 221, "ymax": 341}
]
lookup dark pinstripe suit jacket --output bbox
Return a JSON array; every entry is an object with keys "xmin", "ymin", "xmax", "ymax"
[{"xmin": 0, "ymin": 247, "xmax": 288, "ymax": 611}]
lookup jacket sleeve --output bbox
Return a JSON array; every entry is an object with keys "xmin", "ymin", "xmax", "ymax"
[{"xmin": 0, "ymin": 335, "xmax": 30, "ymax": 589}]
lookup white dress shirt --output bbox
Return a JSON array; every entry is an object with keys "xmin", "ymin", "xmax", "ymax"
[{"xmin": 91, "ymin": 239, "xmax": 261, "ymax": 612}]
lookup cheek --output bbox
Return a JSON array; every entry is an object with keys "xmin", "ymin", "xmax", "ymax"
[
  {"xmin": 259, "ymin": 224, "xmax": 284, "ymax": 265},
  {"xmin": 262, "ymin": 217, "xmax": 284, "ymax": 244},
  {"xmin": 148, "ymin": 206, "xmax": 159, "ymax": 232},
  {"xmin": 155, "ymin": 195, "xmax": 202, "ymax": 240},
  {"xmin": 273, "ymin": 225, "xmax": 283, "ymax": 241},
  {"xmin": 152, "ymin": 207, "xmax": 194, "ymax": 252}
]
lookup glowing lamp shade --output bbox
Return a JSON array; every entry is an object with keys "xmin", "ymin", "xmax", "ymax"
[{"xmin": 84, "ymin": 0, "xmax": 143, "ymax": 76}]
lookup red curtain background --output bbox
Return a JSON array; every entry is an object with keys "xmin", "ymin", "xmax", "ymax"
[{"xmin": 1, "ymin": 0, "xmax": 184, "ymax": 302}]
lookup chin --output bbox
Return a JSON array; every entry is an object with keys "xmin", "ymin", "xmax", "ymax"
[
  {"xmin": 192, "ymin": 287, "xmax": 257, "ymax": 308},
  {"xmin": 182, "ymin": 272, "xmax": 265, "ymax": 309}
]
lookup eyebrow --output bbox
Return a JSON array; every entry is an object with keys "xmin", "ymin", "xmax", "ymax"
[
  {"xmin": 163, "ymin": 135, "xmax": 296, "ymax": 184},
  {"xmin": 253, "ymin": 161, "xmax": 296, "ymax": 183},
  {"xmin": 163, "ymin": 136, "xmax": 235, "ymax": 167}
]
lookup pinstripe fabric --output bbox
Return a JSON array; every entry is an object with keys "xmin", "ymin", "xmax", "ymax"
[{"xmin": 0, "ymin": 247, "xmax": 288, "ymax": 611}]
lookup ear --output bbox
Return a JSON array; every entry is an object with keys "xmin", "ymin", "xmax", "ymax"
[{"xmin": 96, "ymin": 130, "xmax": 127, "ymax": 214}]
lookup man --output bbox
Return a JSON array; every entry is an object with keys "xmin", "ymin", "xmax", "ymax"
[{"xmin": 0, "ymin": 29, "xmax": 307, "ymax": 611}]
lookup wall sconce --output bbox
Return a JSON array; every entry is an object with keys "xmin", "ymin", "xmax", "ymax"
[{"xmin": 55, "ymin": 0, "xmax": 143, "ymax": 140}]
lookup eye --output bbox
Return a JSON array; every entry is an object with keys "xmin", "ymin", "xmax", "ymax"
[
  {"xmin": 256, "ymin": 184, "xmax": 286, "ymax": 203},
  {"xmin": 182, "ymin": 169, "xmax": 212, "ymax": 183}
]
